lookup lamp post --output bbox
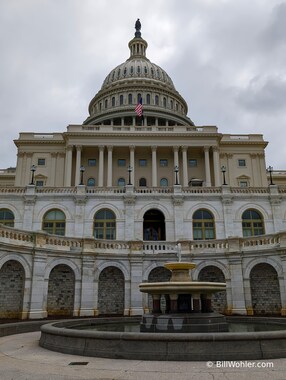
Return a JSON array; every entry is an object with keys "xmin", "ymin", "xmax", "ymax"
[
  {"xmin": 79, "ymin": 165, "xmax": 85, "ymax": 185},
  {"xmin": 267, "ymin": 165, "xmax": 274, "ymax": 185},
  {"xmin": 127, "ymin": 165, "xmax": 132, "ymax": 185},
  {"xmin": 221, "ymin": 165, "xmax": 227, "ymax": 186},
  {"xmin": 30, "ymin": 165, "xmax": 36, "ymax": 185},
  {"xmin": 174, "ymin": 165, "xmax": 179, "ymax": 185}
]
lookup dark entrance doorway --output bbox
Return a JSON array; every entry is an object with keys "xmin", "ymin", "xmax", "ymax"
[{"xmin": 143, "ymin": 209, "xmax": 166, "ymax": 241}]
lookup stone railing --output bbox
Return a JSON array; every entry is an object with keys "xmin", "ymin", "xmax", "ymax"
[
  {"xmin": 143, "ymin": 241, "xmax": 177, "ymax": 254},
  {"xmin": 0, "ymin": 225, "xmax": 286, "ymax": 257},
  {"xmin": 36, "ymin": 187, "xmax": 77, "ymax": 194},
  {"xmin": 135, "ymin": 187, "xmax": 173, "ymax": 194},
  {"xmin": 0, "ymin": 185, "xmax": 284, "ymax": 197},
  {"xmin": 241, "ymin": 234, "xmax": 281, "ymax": 249}
]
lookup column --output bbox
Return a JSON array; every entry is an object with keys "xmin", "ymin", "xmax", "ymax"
[
  {"xmin": 64, "ymin": 145, "xmax": 73, "ymax": 186},
  {"xmin": 204, "ymin": 146, "xmax": 211, "ymax": 187},
  {"xmin": 213, "ymin": 146, "xmax": 221, "ymax": 187},
  {"xmin": 192, "ymin": 294, "xmax": 201, "ymax": 312},
  {"xmin": 49, "ymin": 152, "xmax": 57, "ymax": 186},
  {"xmin": 151, "ymin": 146, "xmax": 157, "ymax": 187},
  {"xmin": 14, "ymin": 152, "xmax": 25, "ymax": 186},
  {"xmin": 98, "ymin": 145, "xmax": 104, "ymax": 187},
  {"xmin": 26, "ymin": 153, "xmax": 33, "ymax": 185},
  {"xmin": 28, "ymin": 253, "xmax": 47, "ymax": 319},
  {"xmin": 107, "ymin": 146, "xmax": 113, "ymax": 187},
  {"xmin": 129, "ymin": 255, "xmax": 144, "ymax": 315},
  {"xmin": 169, "ymin": 294, "xmax": 178, "ymax": 313},
  {"xmin": 182, "ymin": 146, "xmax": 188, "ymax": 187},
  {"xmin": 129, "ymin": 145, "xmax": 135, "ymax": 186},
  {"xmin": 79, "ymin": 257, "xmax": 96, "ymax": 317},
  {"xmin": 229, "ymin": 255, "xmax": 247, "ymax": 315},
  {"xmin": 152, "ymin": 294, "xmax": 161, "ymax": 313},
  {"xmin": 173, "ymin": 146, "xmax": 179, "ymax": 184},
  {"xmin": 250, "ymin": 153, "xmax": 258, "ymax": 186},
  {"xmin": 75, "ymin": 145, "xmax": 82, "ymax": 186}
]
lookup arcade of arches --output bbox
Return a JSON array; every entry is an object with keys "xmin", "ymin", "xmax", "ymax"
[{"xmin": 0, "ymin": 260, "xmax": 283, "ymax": 317}]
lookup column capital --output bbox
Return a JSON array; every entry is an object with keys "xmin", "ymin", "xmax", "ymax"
[
  {"xmin": 75, "ymin": 145, "xmax": 82, "ymax": 151},
  {"xmin": 66, "ymin": 145, "xmax": 73, "ymax": 152},
  {"xmin": 181, "ymin": 146, "xmax": 188, "ymax": 152},
  {"xmin": 129, "ymin": 145, "xmax": 135, "ymax": 151},
  {"xmin": 98, "ymin": 145, "xmax": 105, "ymax": 151},
  {"xmin": 107, "ymin": 145, "xmax": 113, "ymax": 152},
  {"xmin": 151, "ymin": 145, "xmax": 157, "ymax": 152},
  {"xmin": 212, "ymin": 146, "xmax": 220, "ymax": 153},
  {"xmin": 203, "ymin": 146, "xmax": 210, "ymax": 152},
  {"xmin": 173, "ymin": 146, "xmax": 179, "ymax": 152}
]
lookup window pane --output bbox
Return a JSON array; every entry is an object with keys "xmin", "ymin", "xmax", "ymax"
[
  {"xmin": 88, "ymin": 159, "xmax": 96, "ymax": 166},
  {"xmin": 118, "ymin": 159, "xmax": 126, "ymax": 167},
  {"xmin": 38, "ymin": 158, "xmax": 45, "ymax": 166},
  {"xmin": 160, "ymin": 159, "xmax": 168, "ymax": 167}
]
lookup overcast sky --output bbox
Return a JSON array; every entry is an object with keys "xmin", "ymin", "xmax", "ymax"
[{"xmin": 0, "ymin": 0, "xmax": 286, "ymax": 170}]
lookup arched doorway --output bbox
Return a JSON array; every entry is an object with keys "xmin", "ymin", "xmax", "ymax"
[
  {"xmin": 47, "ymin": 265, "xmax": 75, "ymax": 316},
  {"xmin": 143, "ymin": 209, "xmax": 166, "ymax": 241},
  {"xmin": 198, "ymin": 266, "xmax": 227, "ymax": 313},
  {"xmin": 147, "ymin": 266, "xmax": 171, "ymax": 312},
  {"xmin": 0, "ymin": 260, "xmax": 25, "ymax": 318},
  {"xmin": 250, "ymin": 263, "xmax": 281, "ymax": 315},
  {"xmin": 98, "ymin": 266, "xmax": 125, "ymax": 315}
]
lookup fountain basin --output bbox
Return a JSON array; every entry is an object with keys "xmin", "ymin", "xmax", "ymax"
[{"xmin": 39, "ymin": 317, "xmax": 286, "ymax": 361}]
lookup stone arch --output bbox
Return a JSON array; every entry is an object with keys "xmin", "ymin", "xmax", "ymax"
[
  {"xmin": 198, "ymin": 265, "xmax": 227, "ymax": 314},
  {"xmin": 95, "ymin": 261, "xmax": 130, "ymax": 282},
  {"xmin": 0, "ymin": 254, "xmax": 31, "ymax": 280},
  {"xmin": 193, "ymin": 261, "xmax": 230, "ymax": 281},
  {"xmin": 86, "ymin": 203, "xmax": 123, "ymax": 221},
  {"xmin": 47, "ymin": 264, "xmax": 75, "ymax": 316},
  {"xmin": 186, "ymin": 203, "xmax": 222, "ymax": 221},
  {"xmin": 37, "ymin": 203, "xmax": 72, "ymax": 222},
  {"xmin": 137, "ymin": 203, "xmax": 171, "ymax": 221},
  {"xmin": 44, "ymin": 259, "xmax": 81, "ymax": 281},
  {"xmin": 0, "ymin": 260, "xmax": 25, "ymax": 318},
  {"xmin": 234, "ymin": 203, "xmax": 269, "ymax": 222},
  {"xmin": 250, "ymin": 263, "xmax": 281, "ymax": 315},
  {"xmin": 98, "ymin": 266, "xmax": 125, "ymax": 315},
  {"xmin": 143, "ymin": 208, "xmax": 166, "ymax": 241},
  {"xmin": 0, "ymin": 203, "xmax": 22, "ymax": 223}
]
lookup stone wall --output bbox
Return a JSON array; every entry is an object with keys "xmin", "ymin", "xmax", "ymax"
[
  {"xmin": 0, "ymin": 260, "xmax": 25, "ymax": 318},
  {"xmin": 47, "ymin": 264, "xmax": 75, "ymax": 316},
  {"xmin": 198, "ymin": 265, "xmax": 227, "ymax": 313},
  {"xmin": 98, "ymin": 266, "xmax": 124, "ymax": 315},
  {"xmin": 250, "ymin": 263, "xmax": 281, "ymax": 315}
]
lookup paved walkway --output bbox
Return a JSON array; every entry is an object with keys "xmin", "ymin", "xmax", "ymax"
[{"xmin": 0, "ymin": 332, "xmax": 285, "ymax": 380}]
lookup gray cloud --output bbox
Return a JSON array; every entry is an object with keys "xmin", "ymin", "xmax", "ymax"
[{"xmin": 0, "ymin": 0, "xmax": 285, "ymax": 170}]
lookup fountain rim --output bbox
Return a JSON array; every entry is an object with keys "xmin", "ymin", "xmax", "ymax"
[{"xmin": 139, "ymin": 281, "xmax": 226, "ymax": 294}]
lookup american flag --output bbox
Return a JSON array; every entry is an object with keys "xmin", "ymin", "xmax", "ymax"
[{"xmin": 135, "ymin": 97, "xmax": 143, "ymax": 117}]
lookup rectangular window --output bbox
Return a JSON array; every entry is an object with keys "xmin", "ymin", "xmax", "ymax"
[
  {"xmin": 88, "ymin": 159, "xmax": 96, "ymax": 166},
  {"xmin": 238, "ymin": 159, "xmax": 246, "ymax": 167},
  {"xmin": 160, "ymin": 159, "xmax": 168, "ymax": 167},
  {"xmin": 189, "ymin": 159, "xmax": 197, "ymax": 167},
  {"xmin": 118, "ymin": 159, "xmax": 126, "ymax": 167},
  {"xmin": 139, "ymin": 159, "xmax": 147, "ymax": 167},
  {"xmin": 36, "ymin": 180, "xmax": 44, "ymax": 187},
  {"xmin": 239, "ymin": 181, "xmax": 248, "ymax": 187},
  {"xmin": 37, "ymin": 158, "xmax": 45, "ymax": 166}
]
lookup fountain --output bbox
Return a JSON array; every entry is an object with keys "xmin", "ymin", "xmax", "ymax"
[
  {"xmin": 139, "ymin": 261, "xmax": 228, "ymax": 333},
  {"xmin": 39, "ymin": 253, "xmax": 286, "ymax": 360}
]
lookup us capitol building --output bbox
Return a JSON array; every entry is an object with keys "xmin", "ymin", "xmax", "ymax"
[{"xmin": 0, "ymin": 21, "xmax": 286, "ymax": 319}]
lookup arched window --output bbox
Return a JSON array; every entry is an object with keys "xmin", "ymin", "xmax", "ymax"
[
  {"xmin": 111, "ymin": 97, "xmax": 115, "ymax": 107},
  {"xmin": 160, "ymin": 178, "xmax": 168, "ymax": 187},
  {"xmin": 155, "ymin": 95, "xmax": 159, "ymax": 106},
  {"xmin": 120, "ymin": 95, "xmax": 124, "ymax": 105},
  {"xmin": 128, "ymin": 94, "xmax": 133, "ymax": 105},
  {"xmin": 143, "ymin": 209, "xmax": 166, "ymax": 241},
  {"xmin": 139, "ymin": 177, "xmax": 147, "ymax": 187},
  {"xmin": 118, "ymin": 177, "xmax": 126, "ymax": 186},
  {"xmin": 42, "ymin": 209, "xmax": 66, "ymax": 236},
  {"xmin": 94, "ymin": 209, "xmax": 116, "ymax": 240},
  {"xmin": 146, "ymin": 94, "xmax": 151, "ymax": 105},
  {"xmin": 193, "ymin": 209, "xmax": 215, "ymax": 240},
  {"xmin": 105, "ymin": 99, "xmax": 108, "ymax": 109},
  {"xmin": 137, "ymin": 93, "xmax": 142, "ymax": 103},
  {"xmin": 163, "ymin": 97, "xmax": 167, "ymax": 108},
  {"xmin": 0, "ymin": 208, "xmax": 14, "ymax": 227},
  {"xmin": 87, "ymin": 178, "xmax": 96, "ymax": 187},
  {"xmin": 242, "ymin": 209, "xmax": 265, "ymax": 237}
]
